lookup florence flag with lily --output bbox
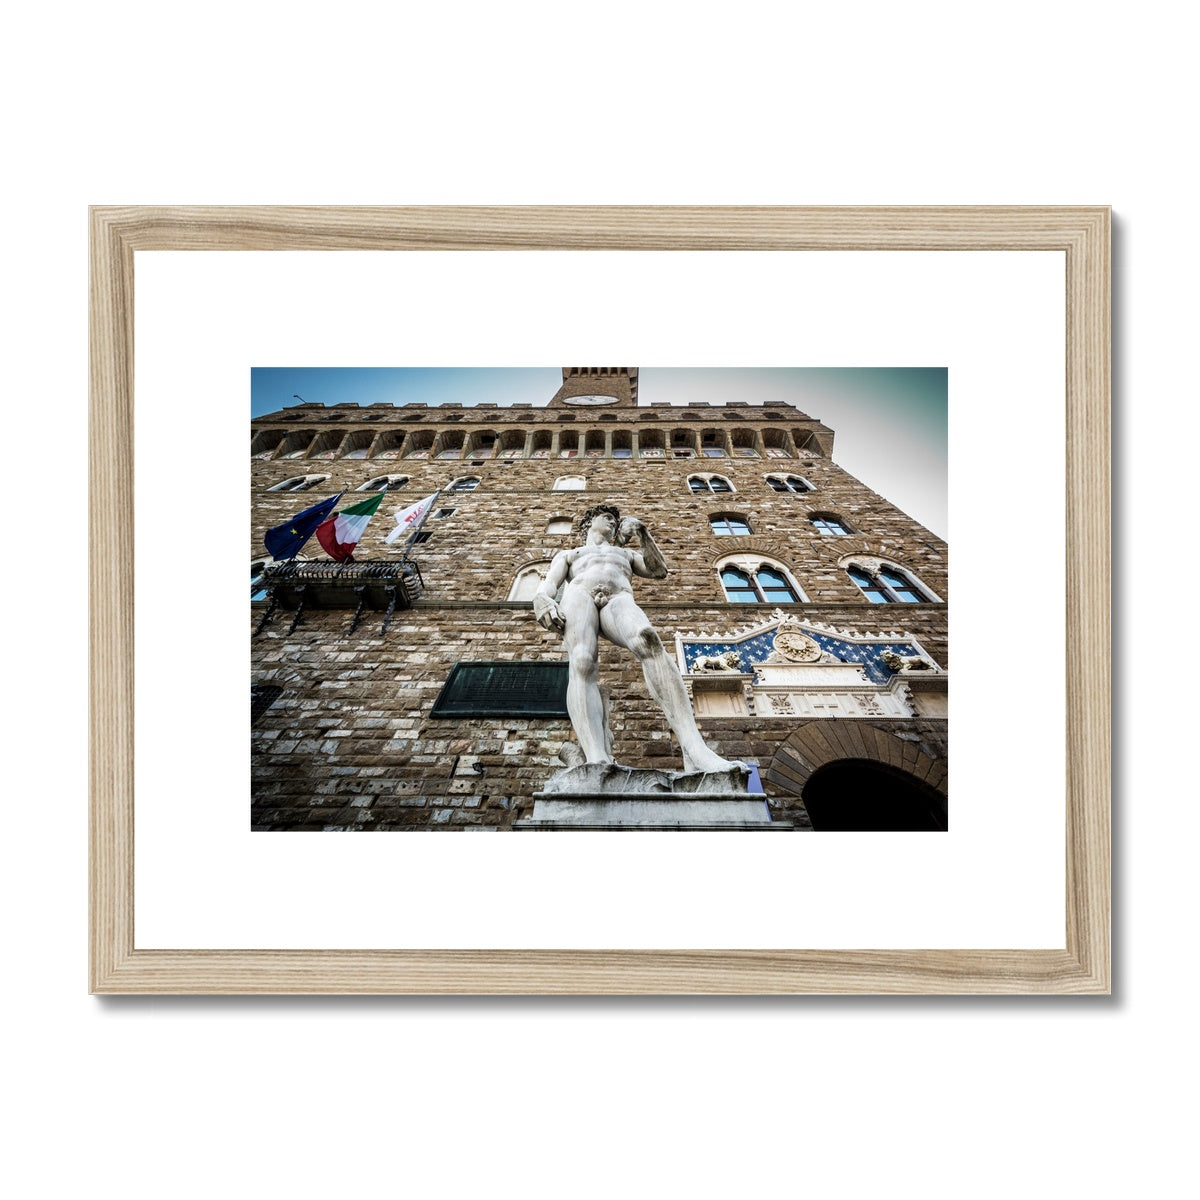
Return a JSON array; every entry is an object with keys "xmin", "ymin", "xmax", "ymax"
[
  {"xmin": 315, "ymin": 492, "xmax": 386, "ymax": 562},
  {"xmin": 385, "ymin": 491, "xmax": 440, "ymax": 544}
]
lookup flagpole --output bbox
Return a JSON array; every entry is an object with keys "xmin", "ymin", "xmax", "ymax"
[{"xmin": 399, "ymin": 489, "xmax": 441, "ymax": 564}]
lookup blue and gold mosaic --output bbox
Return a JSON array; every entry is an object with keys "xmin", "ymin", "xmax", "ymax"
[{"xmin": 681, "ymin": 626, "xmax": 922, "ymax": 685}]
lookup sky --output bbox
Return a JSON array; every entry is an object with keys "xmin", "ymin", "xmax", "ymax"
[{"xmin": 251, "ymin": 367, "xmax": 947, "ymax": 539}]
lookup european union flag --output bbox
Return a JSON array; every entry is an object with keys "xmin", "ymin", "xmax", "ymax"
[{"xmin": 263, "ymin": 493, "xmax": 343, "ymax": 560}]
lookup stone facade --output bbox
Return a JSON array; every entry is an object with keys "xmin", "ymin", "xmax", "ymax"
[{"xmin": 251, "ymin": 369, "xmax": 948, "ymax": 831}]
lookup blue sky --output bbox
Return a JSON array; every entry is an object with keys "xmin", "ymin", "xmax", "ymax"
[{"xmin": 251, "ymin": 367, "xmax": 947, "ymax": 538}]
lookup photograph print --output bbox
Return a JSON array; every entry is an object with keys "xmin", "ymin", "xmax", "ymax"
[{"xmin": 250, "ymin": 367, "xmax": 948, "ymax": 832}]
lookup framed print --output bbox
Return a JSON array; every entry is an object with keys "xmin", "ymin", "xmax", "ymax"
[{"xmin": 90, "ymin": 206, "xmax": 1110, "ymax": 993}]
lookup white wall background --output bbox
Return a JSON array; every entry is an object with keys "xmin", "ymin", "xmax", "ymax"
[{"xmin": 2, "ymin": 4, "xmax": 1187, "ymax": 1197}]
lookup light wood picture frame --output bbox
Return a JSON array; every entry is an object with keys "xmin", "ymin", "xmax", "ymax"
[{"xmin": 90, "ymin": 206, "xmax": 1110, "ymax": 994}]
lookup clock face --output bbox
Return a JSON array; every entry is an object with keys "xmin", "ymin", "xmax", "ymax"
[{"xmin": 565, "ymin": 394, "xmax": 619, "ymax": 406}]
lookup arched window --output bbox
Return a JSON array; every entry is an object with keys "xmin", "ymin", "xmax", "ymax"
[
  {"xmin": 466, "ymin": 431, "xmax": 498, "ymax": 458},
  {"xmin": 546, "ymin": 517, "xmax": 573, "ymax": 535},
  {"xmin": 251, "ymin": 431, "xmax": 284, "ymax": 459},
  {"xmin": 670, "ymin": 429, "xmax": 697, "ymax": 458},
  {"xmin": 446, "ymin": 476, "xmax": 481, "ymax": 493},
  {"xmin": 508, "ymin": 562, "xmax": 553, "ymax": 601},
  {"xmin": 762, "ymin": 429, "xmax": 794, "ymax": 459},
  {"xmin": 553, "ymin": 475, "xmax": 586, "ymax": 491},
  {"xmin": 688, "ymin": 474, "xmax": 733, "ymax": 495},
  {"xmin": 266, "ymin": 474, "xmax": 330, "ymax": 493},
  {"xmin": 710, "ymin": 513, "xmax": 752, "ymax": 536},
  {"xmin": 277, "ymin": 429, "xmax": 317, "ymax": 459},
  {"xmin": 717, "ymin": 556, "xmax": 805, "ymax": 604},
  {"xmin": 637, "ymin": 430, "xmax": 665, "ymax": 458},
  {"xmin": 847, "ymin": 563, "xmax": 934, "ymax": 603},
  {"xmin": 810, "ymin": 513, "xmax": 851, "ymax": 536},
  {"xmin": 730, "ymin": 430, "xmax": 760, "ymax": 458},
  {"xmin": 356, "ymin": 474, "xmax": 410, "ymax": 492},
  {"xmin": 404, "ymin": 432, "xmax": 434, "ymax": 459},
  {"xmin": 766, "ymin": 474, "xmax": 811, "ymax": 494},
  {"xmin": 498, "ymin": 430, "xmax": 527, "ymax": 458}
]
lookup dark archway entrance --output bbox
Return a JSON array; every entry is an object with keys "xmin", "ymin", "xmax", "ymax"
[{"xmin": 801, "ymin": 759, "xmax": 947, "ymax": 831}]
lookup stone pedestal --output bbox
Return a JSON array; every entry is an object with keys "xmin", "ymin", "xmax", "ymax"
[{"xmin": 513, "ymin": 763, "xmax": 791, "ymax": 831}]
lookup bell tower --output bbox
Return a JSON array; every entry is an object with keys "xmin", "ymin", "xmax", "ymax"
[{"xmin": 548, "ymin": 367, "xmax": 639, "ymax": 408}]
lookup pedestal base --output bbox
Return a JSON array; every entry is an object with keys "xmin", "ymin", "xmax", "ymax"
[{"xmin": 513, "ymin": 763, "xmax": 791, "ymax": 830}]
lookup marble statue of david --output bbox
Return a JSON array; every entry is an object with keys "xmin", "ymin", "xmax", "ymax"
[{"xmin": 532, "ymin": 504, "xmax": 741, "ymax": 776}]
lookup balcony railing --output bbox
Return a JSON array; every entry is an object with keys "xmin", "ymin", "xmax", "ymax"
[{"xmin": 254, "ymin": 559, "xmax": 424, "ymax": 636}]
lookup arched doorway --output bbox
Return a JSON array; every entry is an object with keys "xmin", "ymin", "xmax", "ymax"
[{"xmin": 801, "ymin": 759, "xmax": 947, "ymax": 831}]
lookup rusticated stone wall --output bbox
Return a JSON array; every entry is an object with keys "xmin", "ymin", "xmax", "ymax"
[{"xmin": 251, "ymin": 397, "xmax": 948, "ymax": 831}]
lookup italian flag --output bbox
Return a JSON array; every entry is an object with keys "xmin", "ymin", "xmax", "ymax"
[{"xmin": 315, "ymin": 492, "xmax": 385, "ymax": 562}]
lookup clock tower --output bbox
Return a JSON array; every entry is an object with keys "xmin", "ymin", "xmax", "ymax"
[{"xmin": 548, "ymin": 367, "xmax": 639, "ymax": 408}]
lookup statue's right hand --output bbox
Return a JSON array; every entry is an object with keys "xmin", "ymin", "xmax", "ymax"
[{"xmin": 532, "ymin": 593, "xmax": 565, "ymax": 632}]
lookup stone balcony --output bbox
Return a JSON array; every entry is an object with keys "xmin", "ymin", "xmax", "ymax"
[{"xmin": 254, "ymin": 559, "xmax": 424, "ymax": 635}]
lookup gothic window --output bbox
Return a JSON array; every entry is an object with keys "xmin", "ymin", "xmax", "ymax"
[
  {"xmin": 717, "ymin": 556, "xmax": 805, "ymax": 604},
  {"xmin": 710, "ymin": 513, "xmax": 752, "ymax": 536},
  {"xmin": 688, "ymin": 474, "xmax": 734, "ymax": 495},
  {"xmin": 508, "ymin": 562, "xmax": 553, "ymax": 601},
  {"xmin": 719, "ymin": 566, "xmax": 758, "ymax": 603},
  {"xmin": 766, "ymin": 474, "xmax": 812, "ymax": 494},
  {"xmin": 553, "ymin": 476, "xmax": 586, "ymax": 490},
  {"xmin": 810, "ymin": 513, "xmax": 851, "ymax": 536},
  {"xmin": 847, "ymin": 563, "xmax": 934, "ymax": 603},
  {"xmin": 546, "ymin": 517, "xmax": 573, "ymax": 535},
  {"xmin": 266, "ymin": 474, "xmax": 330, "ymax": 492},
  {"xmin": 356, "ymin": 475, "xmax": 410, "ymax": 492},
  {"xmin": 447, "ymin": 476, "xmax": 480, "ymax": 492}
]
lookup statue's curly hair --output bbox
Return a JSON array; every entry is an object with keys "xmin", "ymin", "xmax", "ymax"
[{"xmin": 577, "ymin": 504, "xmax": 621, "ymax": 539}]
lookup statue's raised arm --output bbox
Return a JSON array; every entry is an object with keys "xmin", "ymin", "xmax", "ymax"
[{"xmin": 616, "ymin": 516, "xmax": 668, "ymax": 580}]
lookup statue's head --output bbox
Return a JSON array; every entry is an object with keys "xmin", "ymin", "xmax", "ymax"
[{"xmin": 578, "ymin": 503, "xmax": 621, "ymax": 541}]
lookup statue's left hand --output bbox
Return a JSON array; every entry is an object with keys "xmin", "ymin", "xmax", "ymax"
[{"xmin": 617, "ymin": 517, "xmax": 646, "ymax": 546}]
